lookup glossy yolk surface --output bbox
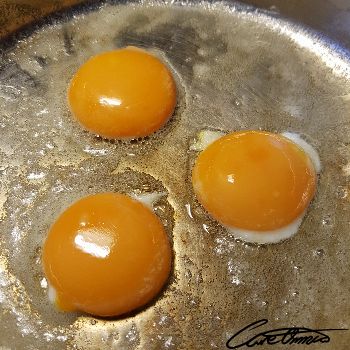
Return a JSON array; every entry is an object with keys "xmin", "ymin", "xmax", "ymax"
[
  {"xmin": 192, "ymin": 131, "xmax": 317, "ymax": 231},
  {"xmin": 68, "ymin": 47, "xmax": 177, "ymax": 139},
  {"xmin": 42, "ymin": 193, "xmax": 172, "ymax": 317}
]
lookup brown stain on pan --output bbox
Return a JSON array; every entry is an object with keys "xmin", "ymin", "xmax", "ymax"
[{"xmin": 0, "ymin": 0, "xmax": 86, "ymax": 39}]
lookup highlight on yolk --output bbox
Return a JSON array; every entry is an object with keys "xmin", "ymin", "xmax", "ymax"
[
  {"xmin": 42, "ymin": 193, "xmax": 172, "ymax": 317},
  {"xmin": 68, "ymin": 47, "xmax": 177, "ymax": 139},
  {"xmin": 192, "ymin": 130, "xmax": 317, "ymax": 231}
]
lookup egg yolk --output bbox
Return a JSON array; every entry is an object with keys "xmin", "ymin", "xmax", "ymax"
[
  {"xmin": 68, "ymin": 47, "xmax": 177, "ymax": 139},
  {"xmin": 42, "ymin": 193, "xmax": 172, "ymax": 317},
  {"xmin": 192, "ymin": 131, "xmax": 317, "ymax": 231}
]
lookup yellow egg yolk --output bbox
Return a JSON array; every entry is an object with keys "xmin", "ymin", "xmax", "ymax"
[
  {"xmin": 42, "ymin": 193, "xmax": 172, "ymax": 317},
  {"xmin": 68, "ymin": 47, "xmax": 177, "ymax": 139},
  {"xmin": 192, "ymin": 131, "xmax": 317, "ymax": 231}
]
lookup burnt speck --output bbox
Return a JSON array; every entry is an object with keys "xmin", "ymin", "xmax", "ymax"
[
  {"xmin": 63, "ymin": 27, "xmax": 75, "ymax": 55},
  {"xmin": 0, "ymin": 60, "xmax": 38, "ymax": 97},
  {"xmin": 33, "ymin": 55, "xmax": 50, "ymax": 68}
]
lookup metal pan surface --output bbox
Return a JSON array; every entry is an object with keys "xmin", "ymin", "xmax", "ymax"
[{"xmin": 0, "ymin": 1, "xmax": 349, "ymax": 349}]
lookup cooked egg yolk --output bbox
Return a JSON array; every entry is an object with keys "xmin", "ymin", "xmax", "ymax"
[
  {"xmin": 68, "ymin": 47, "xmax": 177, "ymax": 139},
  {"xmin": 192, "ymin": 131, "xmax": 317, "ymax": 231},
  {"xmin": 42, "ymin": 193, "xmax": 172, "ymax": 317}
]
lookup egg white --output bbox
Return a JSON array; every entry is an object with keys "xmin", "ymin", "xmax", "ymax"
[
  {"xmin": 226, "ymin": 215, "xmax": 305, "ymax": 244},
  {"xmin": 48, "ymin": 284, "xmax": 57, "ymax": 305},
  {"xmin": 130, "ymin": 191, "xmax": 166, "ymax": 210},
  {"xmin": 192, "ymin": 129, "xmax": 321, "ymax": 244},
  {"xmin": 282, "ymin": 132, "xmax": 321, "ymax": 173},
  {"xmin": 190, "ymin": 130, "xmax": 225, "ymax": 151}
]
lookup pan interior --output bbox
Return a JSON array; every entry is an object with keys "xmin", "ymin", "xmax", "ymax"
[{"xmin": 0, "ymin": 1, "xmax": 349, "ymax": 349}]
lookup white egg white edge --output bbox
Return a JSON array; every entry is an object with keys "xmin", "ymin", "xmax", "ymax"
[
  {"xmin": 226, "ymin": 213, "xmax": 305, "ymax": 244},
  {"xmin": 130, "ymin": 191, "xmax": 167, "ymax": 210},
  {"xmin": 48, "ymin": 283, "xmax": 57, "ymax": 305},
  {"xmin": 190, "ymin": 130, "xmax": 226, "ymax": 151},
  {"xmin": 282, "ymin": 132, "xmax": 321, "ymax": 173}
]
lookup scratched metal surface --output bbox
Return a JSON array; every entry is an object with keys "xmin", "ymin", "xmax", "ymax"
[{"xmin": 0, "ymin": 1, "xmax": 350, "ymax": 349}]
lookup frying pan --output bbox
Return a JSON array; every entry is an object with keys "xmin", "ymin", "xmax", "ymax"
[{"xmin": 0, "ymin": 1, "xmax": 349, "ymax": 349}]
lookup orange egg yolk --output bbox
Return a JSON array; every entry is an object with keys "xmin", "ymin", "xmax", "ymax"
[
  {"xmin": 42, "ymin": 193, "xmax": 172, "ymax": 317},
  {"xmin": 68, "ymin": 47, "xmax": 177, "ymax": 139},
  {"xmin": 192, "ymin": 131, "xmax": 317, "ymax": 231}
]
